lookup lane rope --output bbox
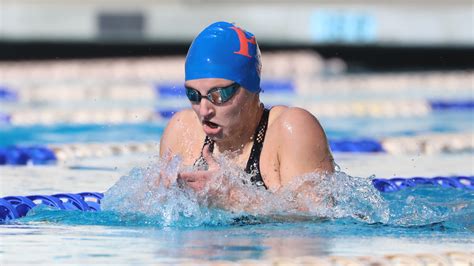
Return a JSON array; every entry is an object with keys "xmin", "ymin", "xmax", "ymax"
[
  {"xmin": 0, "ymin": 192, "xmax": 103, "ymax": 222},
  {"xmin": 1, "ymin": 99, "xmax": 473, "ymax": 126},
  {"xmin": 1, "ymin": 176, "xmax": 472, "ymax": 222},
  {"xmin": 1, "ymin": 132, "xmax": 472, "ymax": 165}
]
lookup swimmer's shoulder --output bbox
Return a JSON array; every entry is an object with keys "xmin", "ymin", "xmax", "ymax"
[
  {"xmin": 267, "ymin": 106, "xmax": 334, "ymax": 181},
  {"xmin": 268, "ymin": 105, "xmax": 324, "ymax": 134},
  {"xmin": 160, "ymin": 109, "xmax": 203, "ymax": 157},
  {"xmin": 267, "ymin": 105, "xmax": 329, "ymax": 153}
]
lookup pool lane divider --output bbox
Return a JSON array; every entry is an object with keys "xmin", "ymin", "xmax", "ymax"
[
  {"xmin": 0, "ymin": 146, "xmax": 57, "ymax": 165},
  {"xmin": 372, "ymin": 176, "xmax": 474, "ymax": 192},
  {"xmin": 1, "ymin": 176, "xmax": 472, "ymax": 222},
  {"xmin": 1, "ymin": 99, "xmax": 474, "ymax": 126},
  {"xmin": 0, "ymin": 192, "xmax": 103, "ymax": 222},
  {"xmin": 4, "ymin": 70, "xmax": 474, "ymax": 104},
  {"xmin": 0, "ymin": 80, "xmax": 296, "ymax": 103},
  {"xmin": 0, "ymin": 142, "xmax": 160, "ymax": 165},
  {"xmin": 0, "ymin": 86, "xmax": 18, "ymax": 102},
  {"xmin": 429, "ymin": 100, "xmax": 474, "ymax": 110},
  {"xmin": 1, "ymin": 132, "xmax": 473, "ymax": 165}
]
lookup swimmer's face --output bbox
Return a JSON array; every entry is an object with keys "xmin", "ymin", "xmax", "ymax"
[{"xmin": 185, "ymin": 78, "xmax": 257, "ymax": 141}]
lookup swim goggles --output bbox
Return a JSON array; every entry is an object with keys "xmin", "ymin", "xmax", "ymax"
[{"xmin": 185, "ymin": 82, "xmax": 240, "ymax": 104}]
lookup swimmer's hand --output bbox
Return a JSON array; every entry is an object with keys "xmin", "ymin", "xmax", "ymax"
[
  {"xmin": 156, "ymin": 152, "xmax": 179, "ymax": 188},
  {"xmin": 177, "ymin": 144, "xmax": 219, "ymax": 192}
]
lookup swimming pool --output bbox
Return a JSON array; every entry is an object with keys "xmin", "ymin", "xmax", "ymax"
[
  {"xmin": 1, "ymin": 57, "xmax": 473, "ymax": 265},
  {"xmin": 1, "ymin": 153, "xmax": 473, "ymax": 265}
]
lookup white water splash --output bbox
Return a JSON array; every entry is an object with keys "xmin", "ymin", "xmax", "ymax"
[{"xmin": 101, "ymin": 155, "xmax": 390, "ymax": 227}]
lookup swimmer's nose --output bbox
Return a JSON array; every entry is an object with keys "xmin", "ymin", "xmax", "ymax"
[{"xmin": 198, "ymin": 98, "xmax": 215, "ymax": 118}]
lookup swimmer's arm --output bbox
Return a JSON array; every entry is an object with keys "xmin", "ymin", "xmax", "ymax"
[{"xmin": 277, "ymin": 107, "xmax": 334, "ymax": 186}]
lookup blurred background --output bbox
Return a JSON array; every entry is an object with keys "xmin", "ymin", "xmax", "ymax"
[
  {"xmin": 0, "ymin": 0, "xmax": 472, "ymax": 175},
  {"xmin": 1, "ymin": 0, "xmax": 473, "ymax": 70}
]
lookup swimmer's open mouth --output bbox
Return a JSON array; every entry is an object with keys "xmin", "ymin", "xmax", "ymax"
[{"xmin": 203, "ymin": 121, "xmax": 219, "ymax": 128}]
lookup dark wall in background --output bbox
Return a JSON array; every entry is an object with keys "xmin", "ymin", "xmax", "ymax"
[{"xmin": 1, "ymin": 41, "xmax": 473, "ymax": 72}]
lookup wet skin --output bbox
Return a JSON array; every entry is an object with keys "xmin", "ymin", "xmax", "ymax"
[{"xmin": 159, "ymin": 78, "xmax": 334, "ymax": 200}]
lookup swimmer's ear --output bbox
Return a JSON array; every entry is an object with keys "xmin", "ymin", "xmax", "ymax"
[{"xmin": 202, "ymin": 144, "xmax": 218, "ymax": 170}]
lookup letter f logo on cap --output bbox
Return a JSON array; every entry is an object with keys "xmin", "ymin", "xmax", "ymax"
[{"xmin": 230, "ymin": 26, "xmax": 257, "ymax": 58}]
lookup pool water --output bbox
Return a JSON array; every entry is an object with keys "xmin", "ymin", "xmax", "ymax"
[
  {"xmin": 1, "ymin": 65, "xmax": 473, "ymax": 264},
  {"xmin": 2, "ymin": 216, "xmax": 471, "ymax": 264},
  {"xmin": 1, "ymin": 147, "xmax": 473, "ymax": 264},
  {"xmin": 1, "ymin": 184, "xmax": 473, "ymax": 264}
]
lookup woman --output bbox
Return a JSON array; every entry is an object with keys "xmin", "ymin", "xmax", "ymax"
[{"xmin": 159, "ymin": 21, "xmax": 334, "ymax": 210}]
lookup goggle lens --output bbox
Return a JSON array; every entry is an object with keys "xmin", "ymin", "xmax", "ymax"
[{"xmin": 185, "ymin": 83, "xmax": 239, "ymax": 104}]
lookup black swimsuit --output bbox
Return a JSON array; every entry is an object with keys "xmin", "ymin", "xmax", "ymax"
[{"xmin": 194, "ymin": 107, "xmax": 270, "ymax": 189}]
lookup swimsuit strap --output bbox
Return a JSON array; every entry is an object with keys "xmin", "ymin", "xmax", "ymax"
[
  {"xmin": 194, "ymin": 136, "xmax": 214, "ymax": 170},
  {"xmin": 245, "ymin": 108, "xmax": 270, "ymax": 188}
]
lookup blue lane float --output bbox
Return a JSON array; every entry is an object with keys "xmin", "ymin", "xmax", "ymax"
[
  {"xmin": 0, "ymin": 86, "xmax": 18, "ymax": 102},
  {"xmin": 155, "ymin": 109, "xmax": 178, "ymax": 119},
  {"xmin": 0, "ymin": 192, "xmax": 103, "ymax": 222},
  {"xmin": 0, "ymin": 146, "xmax": 57, "ymax": 165},
  {"xmin": 260, "ymin": 80, "xmax": 295, "ymax": 93},
  {"xmin": 155, "ymin": 84, "xmax": 185, "ymax": 98},
  {"xmin": 372, "ymin": 176, "xmax": 474, "ymax": 193},
  {"xmin": 329, "ymin": 139, "xmax": 384, "ymax": 153},
  {"xmin": 0, "ymin": 112, "xmax": 11, "ymax": 124},
  {"xmin": 430, "ymin": 100, "xmax": 474, "ymax": 110},
  {"xmin": 1, "ymin": 177, "xmax": 473, "ymax": 222}
]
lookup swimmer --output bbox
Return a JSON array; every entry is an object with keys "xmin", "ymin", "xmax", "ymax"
[{"xmin": 159, "ymin": 21, "xmax": 334, "ymax": 211}]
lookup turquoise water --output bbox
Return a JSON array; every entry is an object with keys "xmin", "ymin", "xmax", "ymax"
[
  {"xmin": 2, "ymin": 220, "xmax": 470, "ymax": 264},
  {"xmin": 4, "ymin": 178, "xmax": 473, "ymax": 263}
]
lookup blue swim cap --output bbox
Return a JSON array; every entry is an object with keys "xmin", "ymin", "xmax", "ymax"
[{"xmin": 185, "ymin": 21, "xmax": 262, "ymax": 93}]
